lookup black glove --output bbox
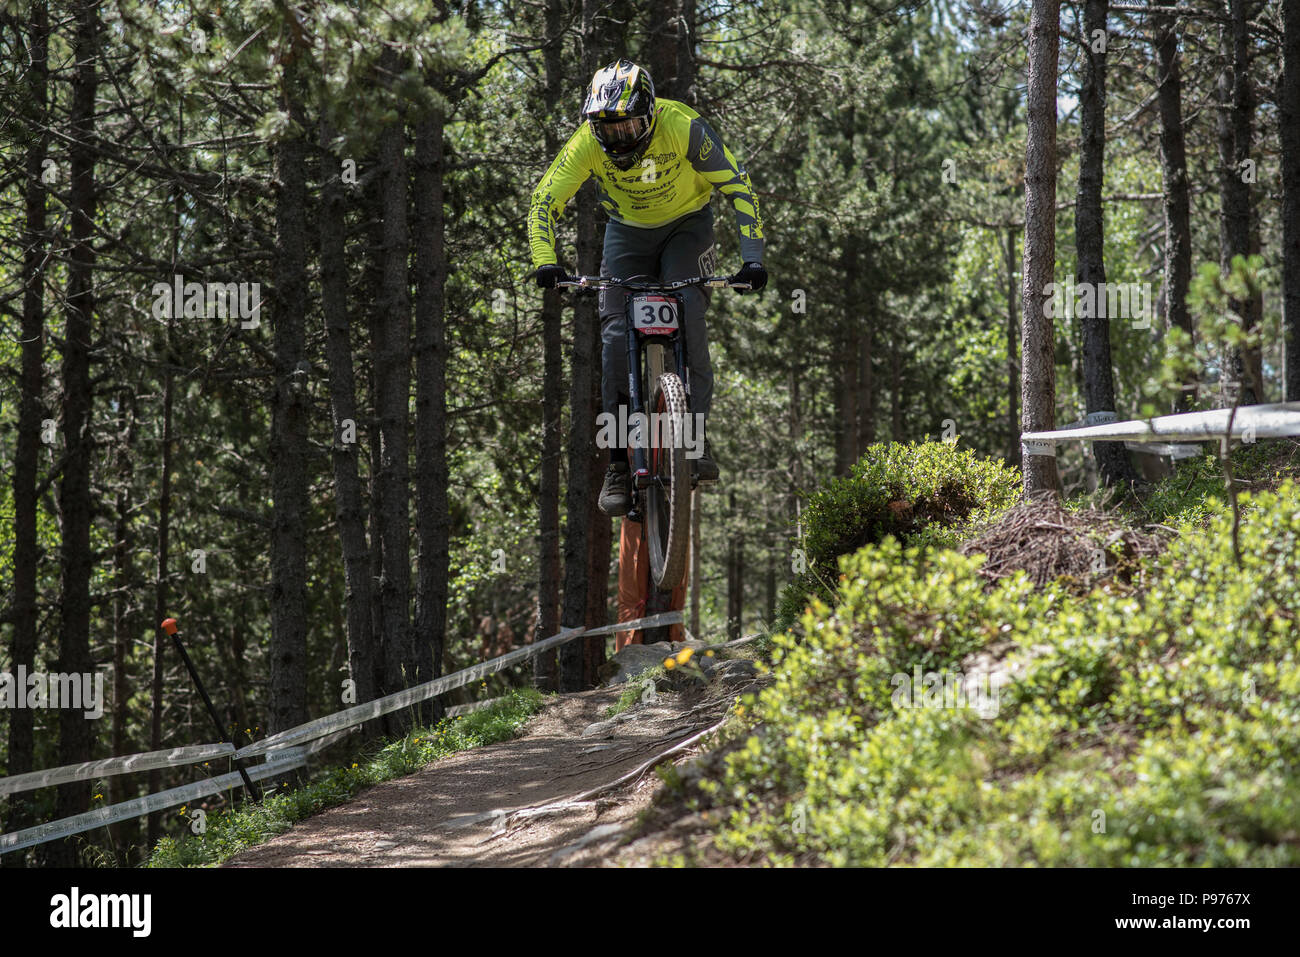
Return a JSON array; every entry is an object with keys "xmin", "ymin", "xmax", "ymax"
[
  {"xmin": 731, "ymin": 261, "xmax": 767, "ymax": 294},
  {"xmin": 534, "ymin": 263, "xmax": 567, "ymax": 289}
]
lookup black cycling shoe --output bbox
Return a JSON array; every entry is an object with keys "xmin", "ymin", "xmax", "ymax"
[
  {"xmin": 598, "ymin": 462, "xmax": 632, "ymax": 516},
  {"xmin": 694, "ymin": 440, "xmax": 720, "ymax": 483}
]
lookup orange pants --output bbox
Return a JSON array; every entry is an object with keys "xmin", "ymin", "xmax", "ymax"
[{"xmin": 615, "ymin": 517, "xmax": 688, "ymax": 650}]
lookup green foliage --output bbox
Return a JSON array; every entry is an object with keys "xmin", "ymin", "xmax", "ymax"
[
  {"xmin": 605, "ymin": 666, "xmax": 666, "ymax": 718},
  {"xmin": 777, "ymin": 441, "xmax": 1020, "ymax": 628},
  {"xmin": 1140, "ymin": 255, "xmax": 1273, "ymax": 417},
  {"xmin": 144, "ymin": 689, "xmax": 545, "ymax": 868},
  {"xmin": 709, "ymin": 479, "xmax": 1300, "ymax": 866},
  {"xmin": 1126, "ymin": 441, "xmax": 1288, "ymax": 527}
]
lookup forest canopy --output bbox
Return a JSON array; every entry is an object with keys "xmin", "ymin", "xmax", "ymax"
[{"xmin": 2, "ymin": 0, "xmax": 1298, "ymax": 865}]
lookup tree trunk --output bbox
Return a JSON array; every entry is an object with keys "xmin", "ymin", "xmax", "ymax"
[
  {"xmin": 1075, "ymin": 0, "xmax": 1136, "ymax": 485},
  {"xmin": 1021, "ymin": 0, "xmax": 1062, "ymax": 498},
  {"xmin": 1218, "ymin": 2, "xmax": 1259, "ymax": 403},
  {"xmin": 560, "ymin": 179, "xmax": 601, "ymax": 692},
  {"xmin": 369, "ymin": 183, "xmax": 387, "ymax": 707},
  {"xmin": 836, "ymin": 242, "xmax": 860, "ymax": 474},
  {"xmin": 534, "ymin": 0, "xmax": 565, "ymax": 690},
  {"xmin": 1283, "ymin": 0, "xmax": 1300, "ymax": 400},
  {"xmin": 1004, "ymin": 226, "xmax": 1021, "ymax": 468},
  {"xmin": 765, "ymin": 547, "xmax": 776, "ymax": 625},
  {"xmin": 147, "ymin": 310, "xmax": 173, "ymax": 850},
  {"xmin": 889, "ymin": 340, "xmax": 905, "ymax": 440},
  {"xmin": 676, "ymin": 0, "xmax": 698, "ymax": 107},
  {"xmin": 268, "ymin": 73, "xmax": 311, "ymax": 734},
  {"xmin": 6, "ymin": 0, "xmax": 50, "ymax": 858},
  {"xmin": 639, "ymin": 0, "xmax": 694, "ymax": 103},
  {"xmin": 1236, "ymin": 0, "xmax": 1264, "ymax": 401},
  {"xmin": 108, "ymin": 392, "xmax": 137, "ymax": 856},
  {"xmin": 584, "ymin": 461, "xmax": 611, "ymax": 684},
  {"xmin": 51, "ymin": 0, "xmax": 100, "ymax": 865},
  {"xmin": 373, "ymin": 49, "xmax": 414, "ymax": 728},
  {"xmin": 727, "ymin": 504, "xmax": 744, "ymax": 642},
  {"xmin": 413, "ymin": 99, "xmax": 451, "ymax": 723},
  {"xmin": 320, "ymin": 119, "xmax": 378, "ymax": 727},
  {"xmin": 1154, "ymin": 11, "xmax": 1195, "ymax": 411},
  {"xmin": 560, "ymin": 0, "xmax": 605, "ymax": 692},
  {"xmin": 857, "ymin": 311, "xmax": 874, "ymax": 452}
]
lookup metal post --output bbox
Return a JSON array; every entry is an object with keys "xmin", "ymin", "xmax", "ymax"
[{"xmin": 159, "ymin": 618, "xmax": 261, "ymax": 799}]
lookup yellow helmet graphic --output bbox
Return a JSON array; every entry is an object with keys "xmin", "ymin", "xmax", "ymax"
[{"xmin": 582, "ymin": 59, "xmax": 657, "ymax": 170}]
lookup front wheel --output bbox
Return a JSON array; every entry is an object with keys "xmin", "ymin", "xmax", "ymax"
[{"xmin": 645, "ymin": 372, "xmax": 692, "ymax": 592}]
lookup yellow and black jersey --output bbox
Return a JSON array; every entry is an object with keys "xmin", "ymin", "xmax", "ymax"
[{"xmin": 529, "ymin": 98, "xmax": 765, "ymax": 267}]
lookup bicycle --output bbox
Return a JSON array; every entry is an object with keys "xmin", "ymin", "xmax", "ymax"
[{"xmin": 557, "ymin": 273, "xmax": 751, "ymax": 593}]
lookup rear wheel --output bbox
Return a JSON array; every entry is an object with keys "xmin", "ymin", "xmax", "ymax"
[{"xmin": 645, "ymin": 372, "xmax": 691, "ymax": 592}]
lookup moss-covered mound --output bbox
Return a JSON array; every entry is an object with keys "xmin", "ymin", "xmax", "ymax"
[{"xmin": 777, "ymin": 441, "xmax": 1020, "ymax": 628}]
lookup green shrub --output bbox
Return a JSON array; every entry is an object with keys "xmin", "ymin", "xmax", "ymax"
[
  {"xmin": 1127, "ymin": 441, "xmax": 1293, "ymax": 527},
  {"xmin": 777, "ymin": 441, "xmax": 1020, "ymax": 628},
  {"xmin": 709, "ymin": 479, "xmax": 1300, "ymax": 866}
]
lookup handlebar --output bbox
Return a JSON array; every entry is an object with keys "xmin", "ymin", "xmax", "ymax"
[{"xmin": 555, "ymin": 274, "xmax": 752, "ymax": 292}]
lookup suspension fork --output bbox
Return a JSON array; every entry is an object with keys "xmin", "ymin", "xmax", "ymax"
[
  {"xmin": 624, "ymin": 309, "xmax": 649, "ymax": 485},
  {"xmin": 674, "ymin": 302, "xmax": 690, "ymax": 406},
  {"xmin": 673, "ymin": 295, "xmax": 700, "ymax": 487}
]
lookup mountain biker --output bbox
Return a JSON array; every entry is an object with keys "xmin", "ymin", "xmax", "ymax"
[{"xmin": 528, "ymin": 58, "xmax": 767, "ymax": 516}]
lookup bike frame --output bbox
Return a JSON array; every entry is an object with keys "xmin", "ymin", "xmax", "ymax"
[{"xmin": 557, "ymin": 274, "xmax": 747, "ymax": 516}]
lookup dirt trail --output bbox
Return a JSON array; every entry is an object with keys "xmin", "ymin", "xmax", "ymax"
[{"xmin": 224, "ymin": 683, "xmax": 730, "ymax": 868}]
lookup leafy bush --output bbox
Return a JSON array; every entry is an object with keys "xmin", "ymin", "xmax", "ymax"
[
  {"xmin": 706, "ymin": 480, "xmax": 1300, "ymax": 866},
  {"xmin": 1126, "ymin": 441, "xmax": 1294, "ymax": 527},
  {"xmin": 777, "ymin": 441, "xmax": 1020, "ymax": 628}
]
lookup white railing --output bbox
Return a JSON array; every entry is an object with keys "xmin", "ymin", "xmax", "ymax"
[
  {"xmin": 1021, "ymin": 401, "xmax": 1300, "ymax": 457},
  {"xmin": 0, "ymin": 611, "xmax": 681, "ymax": 855}
]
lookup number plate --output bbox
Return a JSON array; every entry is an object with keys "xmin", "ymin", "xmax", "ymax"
[{"xmin": 630, "ymin": 295, "xmax": 679, "ymax": 334}]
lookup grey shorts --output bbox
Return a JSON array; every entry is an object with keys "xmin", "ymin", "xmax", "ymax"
[{"xmin": 599, "ymin": 205, "xmax": 718, "ymax": 418}]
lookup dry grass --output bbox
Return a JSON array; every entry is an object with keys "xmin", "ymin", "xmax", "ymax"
[{"xmin": 958, "ymin": 497, "xmax": 1171, "ymax": 591}]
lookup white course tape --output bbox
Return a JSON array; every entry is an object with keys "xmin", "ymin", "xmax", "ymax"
[
  {"xmin": 0, "ymin": 754, "xmax": 303, "ymax": 856},
  {"xmin": 1022, "ymin": 402, "xmax": 1300, "ymax": 444},
  {"xmin": 0, "ymin": 742, "xmax": 237, "ymax": 797},
  {"xmin": 1125, "ymin": 441, "xmax": 1205, "ymax": 459},
  {"xmin": 236, "ymin": 611, "xmax": 683, "ymax": 759},
  {"xmin": 0, "ymin": 609, "xmax": 682, "ymax": 851}
]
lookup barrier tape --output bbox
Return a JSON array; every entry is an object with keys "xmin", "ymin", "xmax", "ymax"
[
  {"xmin": 0, "ymin": 754, "xmax": 304, "ymax": 856},
  {"xmin": 1055, "ymin": 410, "xmax": 1117, "ymax": 430},
  {"xmin": 236, "ymin": 611, "xmax": 682, "ymax": 758},
  {"xmin": 0, "ymin": 610, "xmax": 682, "ymax": 854},
  {"xmin": 0, "ymin": 743, "xmax": 237, "ymax": 797},
  {"xmin": 1022, "ymin": 402, "xmax": 1300, "ymax": 444},
  {"xmin": 1125, "ymin": 441, "xmax": 1204, "ymax": 460}
]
